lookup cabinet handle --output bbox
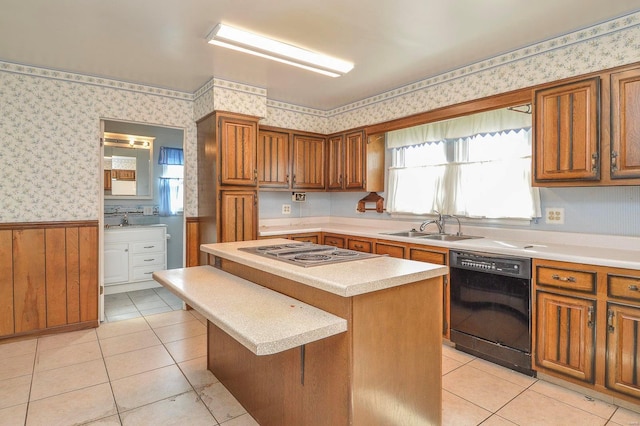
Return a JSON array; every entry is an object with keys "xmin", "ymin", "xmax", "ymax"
[
  {"xmin": 144, "ymin": 259, "xmax": 154, "ymax": 262},
  {"xmin": 629, "ymin": 284, "xmax": 639, "ymax": 291},
  {"xmin": 591, "ymin": 152, "xmax": 598, "ymax": 173},
  {"xmin": 607, "ymin": 309, "xmax": 615, "ymax": 333},
  {"xmin": 286, "ymin": 174, "xmax": 290, "ymax": 184},
  {"xmin": 611, "ymin": 151, "xmax": 618, "ymax": 172},
  {"xmin": 144, "ymin": 245, "xmax": 155, "ymax": 249},
  {"xmin": 254, "ymin": 168, "xmax": 258, "ymax": 183},
  {"xmin": 587, "ymin": 306, "xmax": 594, "ymax": 329},
  {"xmin": 292, "ymin": 175, "xmax": 296, "ymax": 184},
  {"xmin": 551, "ymin": 274, "xmax": 576, "ymax": 283},
  {"xmin": 339, "ymin": 175, "xmax": 343, "ymax": 185},
  {"xmin": 354, "ymin": 244, "xmax": 363, "ymax": 249},
  {"xmin": 144, "ymin": 272, "xmax": 154, "ymax": 275}
]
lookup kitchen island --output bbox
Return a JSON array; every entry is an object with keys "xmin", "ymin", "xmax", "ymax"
[{"xmin": 154, "ymin": 239, "xmax": 448, "ymax": 426}]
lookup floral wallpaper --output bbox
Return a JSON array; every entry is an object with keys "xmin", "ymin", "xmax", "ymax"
[{"xmin": 1, "ymin": 11, "xmax": 639, "ymax": 223}]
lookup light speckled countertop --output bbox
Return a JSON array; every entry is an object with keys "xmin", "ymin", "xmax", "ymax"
[
  {"xmin": 258, "ymin": 217, "xmax": 640, "ymax": 270},
  {"xmin": 153, "ymin": 266, "xmax": 347, "ymax": 355},
  {"xmin": 201, "ymin": 238, "xmax": 449, "ymax": 297}
]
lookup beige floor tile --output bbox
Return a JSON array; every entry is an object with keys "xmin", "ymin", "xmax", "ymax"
[
  {"xmin": 144, "ymin": 309, "xmax": 195, "ymax": 329},
  {"xmin": 0, "ymin": 338, "xmax": 37, "ymax": 360},
  {"xmin": 111, "ymin": 365, "xmax": 192, "ymax": 412},
  {"xmin": 81, "ymin": 414, "xmax": 122, "ymax": 425},
  {"xmin": 199, "ymin": 382, "xmax": 247, "ymax": 423},
  {"xmin": 178, "ymin": 356, "xmax": 219, "ymax": 390},
  {"xmin": 97, "ymin": 316, "xmax": 151, "ymax": 340},
  {"xmin": 442, "ymin": 345, "xmax": 476, "ymax": 364},
  {"xmin": 36, "ymin": 328, "xmax": 97, "ymax": 352},
  {"xmin": 99, "ymin": 329, "xmax": 161, "ymax": 357},
  {"xmin": 442, "ymin": 355, "xmax": 463, "ymax": 375},
  {"xmin": 34, "ymin": 340, "xmax": 102, "ymax": 372},
  {"xmin": 442, "ymin": 364, "xmax": 526, "ymax": 412},
  {"xmin": 0, "ymin": 403, "xmax": 27, "ymax": 426},
  {"xmin": 220, "ymin": 412, "xmax": 260, "ymax": 426},
  {"xmin": 497, "ymin": 389, "xmax": 608, "ymax": 426},
  {"xmin": 610, "ymin": 406, "xmax": 640, "ymax": 424},
  {"xmin": 0, "ymin": 352, "xmax": 34, "ymax": 381},
  {"xmin": 30, "ymin": 358, "xmax": 108, "ymax": 401},
  {"xmin": 481, "ymin": 414, "xmax": 518, "ymax": 425},
  {"xmin": 120, "ymin": 390, "xmax": 216, "ymax": 425},
  {"xmin": 154, "ymin": 319, "xmax": 207, "ymax": 344},
  {"xmin": 164, "ymin": 334, "xmax": 207, "ymax": 363},
  {"xmin": 25, "ymin": 382, "xmax": 117, "ymax": 426},
  {"xmin": 468, "ymin": 358, "xmax": 537, "ymax": 388},
  {"xmin": 442, "ymin": 389, "xmax": 491, "ymax": 426},
  {"xmin": 529, "ymin": 380, "xmax": 617, "ymax": 420},
  {"xmin": 104, "ymin": 344, "xmax": 174, "ymax": 380},
  {"xmin": 0, "ymin": 375, "xmax": 31, "ymax": 410}
]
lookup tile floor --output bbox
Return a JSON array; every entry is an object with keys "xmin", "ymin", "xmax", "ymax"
[
  {"xmin": 0, "ymin": 292, "xmax": 638, "ymax": 425},
  {"xmin": 103, "ymin": 288, "xmax": 184, "ymax": 322}
]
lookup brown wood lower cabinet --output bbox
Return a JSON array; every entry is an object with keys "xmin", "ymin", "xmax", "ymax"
[
  {"xmin": 0, "ymin": 221, "xmax": 99, "ymax": 339},
  {"xmin": 535, "ymin": 291, "xmax": 596, "ymax": 382},
  {"xmin": 323, "ymin": 233, "xmax": 345, "ymax": 248},
  {"xmin": 375, "ymin": 240, "xmax": 405, "ymax": 258},
  {"xmin": 533, "ymin": 259, "xmax": 640, "ymax": 405}
]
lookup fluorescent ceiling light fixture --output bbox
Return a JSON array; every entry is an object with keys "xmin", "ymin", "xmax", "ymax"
[{"xmin": 206, "ymin": 24, "xmax": 354, "ymax": 77}]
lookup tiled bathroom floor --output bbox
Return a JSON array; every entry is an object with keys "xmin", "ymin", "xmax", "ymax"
[{"xmin": 1, "ymin": 305, "xmax": 639, "ymax": 425}]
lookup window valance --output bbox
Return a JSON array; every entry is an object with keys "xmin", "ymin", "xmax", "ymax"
[
  {"xmin": 158, "ymin": 147, "xmax": 184, "ymax": 165},
  {"xmin": 386, "ymin": 108, "xmax": 532, "ymax": 149}
]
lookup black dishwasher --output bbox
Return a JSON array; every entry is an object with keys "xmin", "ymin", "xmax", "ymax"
[{"xmin": 449, "ymin": 250, "xmax": 534, "ymax": 376}]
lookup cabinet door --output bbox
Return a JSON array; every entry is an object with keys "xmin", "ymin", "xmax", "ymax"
[
  {"xmin": 606, "ymin": 303, "xmax": 640, "ymax": 399},
  {"xmin": 104, "ymin": 243, "xmax": 129, "ymax": 285},
  {"xmin": 220, "ymin": 191, "xmax": 257, "ymax": 242},
  {"xmin": 344, "ymin": 131, "xmax": 365, "ymax": 189},
  {"xmin": 534, "ymin": 77, "xmax": 600, "ymax": 182},
  {"xmin": 610, "ymin": 67, "xmax": 640, "ymax": 180},
  {"xmin": 327, "ymin": 135, "xmax": 344, "ymax": 190},
  {"xmin": 409, "ymin": 245, "xmax": 448, "ymax": 336},
  {"xmin": 219, "ymin": 116, "xmax": 258, "ymax": 186},
  {"xmin": 535, "ymin": 291, "xmax": 596, "ymax": 382},
  {"xmin": 292, "ymin": 135, "xmax": 325, "ymax": 189},
  {"xmin": 258, "ymin": 130, "xmax": 290, "ymax": 188}
]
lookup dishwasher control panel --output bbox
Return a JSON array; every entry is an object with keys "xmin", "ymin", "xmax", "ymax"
[{"xmin": 450, "ymin": 250, "xmax": 531, "ymax": 278}]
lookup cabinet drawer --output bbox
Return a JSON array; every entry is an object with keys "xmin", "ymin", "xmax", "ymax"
[
  {"xmin": 348, "ymin": 239, "xmax": 372, "ymax": 253},
  {"xmin": 536, "ymin": 265, "xmax": 596, "ymax": 293},
  {"xmin": 132, "ymin": 253, "xmax": 165, "ymax": 267},
  {"xmin": 132, "ymin": 264, "xmax": 166, "ymax": 281},
  {"xmin": 608, "ymin": 274, "xmax": 640, "ymax": 302},
  {"xmin": 324, "ymin": 235, "xmax": 345, "ymax": 248},
  {"xmin": 408, "ymin": 247, "xmax": 446, "ymax": 265},
  {"xmin": 290, "ymin": 234, "xmax": 319, "ymax": 244},
  {"xmin": 131, "ymin": 241, "xmax": 164, "ymax": 254},
  {"xmin": 375, "ymin": 242, "xmax": 405, "ymax": 259}
]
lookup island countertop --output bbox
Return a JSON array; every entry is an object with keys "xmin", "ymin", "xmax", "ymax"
[{"xmin": 201, "ymin": 239, "xmax": 448, "ymax": 297}]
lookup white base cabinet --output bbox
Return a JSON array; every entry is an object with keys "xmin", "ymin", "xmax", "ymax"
[{"xmin": 104, "ymin": 225, "xmax": 167, "ymax": 295}]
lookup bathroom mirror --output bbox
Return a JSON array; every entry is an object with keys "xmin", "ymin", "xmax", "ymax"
[{"xmin": 103, "ymin": 132, "xmax": 154, "ymax": 199}]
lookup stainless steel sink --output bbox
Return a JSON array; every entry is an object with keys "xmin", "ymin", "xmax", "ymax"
[
  {"xmin": 383, "ymin": 230, "xmax": 432, "ymax": 238},
  {"xmin": 418, "ymin": 234, "xmax": 482, "ymax": 242}
]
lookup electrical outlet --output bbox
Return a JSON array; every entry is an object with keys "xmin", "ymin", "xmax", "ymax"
[
  {"xmin": 545, "ymin": 208, "xmax": 564, "ymax": 224},
  {"xmin": 282, "ymin": 204, "xmax": 291, "ymax": 214}
]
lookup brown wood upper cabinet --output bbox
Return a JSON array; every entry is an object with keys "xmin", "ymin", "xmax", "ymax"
[
  {"xmin": 327, "ymin": 130, "xmax": 365, "ymax": 191},
  {"xmin": 292, "ymin": 133, "xmax": 325, "ymax": 189},
  {"xmin": 610, "ymin": 66, "xmax": 640, "ymax": 180},
  {"xmin": 533, "ymin": 77, "xmax": 601, "ymax": 183},
  {"xmin": 257, "ymin": 129, "xmax": 290, "ymax": 188},
  {"xmin": 219, "ymin": 115, "xmax": 258, "ymax": 186}
]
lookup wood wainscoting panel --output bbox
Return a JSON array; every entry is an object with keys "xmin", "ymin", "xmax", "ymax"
[
  {"xmin": 13, "ymin": 229, "xmax": 46, "ymax": 334},
  {"xmin": 78, "ymin": 226, "xmax": 98, "ymax": 322},
  {"xmin": 0, "ymin": 230, "xmax": 14, "ymax": 336},
  {"xmin": 45, "ymin": 228, "xmax": 68, "ymax": 327},
  {"xmin": 0, "ymin": 221, "xmax": 99, "ymax": 340},
  {"xmin": 186, "ymin": 217, "xmax": 200, "ymax": 267}
]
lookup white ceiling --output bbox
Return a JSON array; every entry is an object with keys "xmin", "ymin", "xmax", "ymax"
[{"xmin": 1, "ymin": 0, "xmax": 640, "ymax": 110}]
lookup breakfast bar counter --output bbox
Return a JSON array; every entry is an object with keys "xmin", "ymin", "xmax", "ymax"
[{"xmin": 157, "ymin": 239, "xmax": 448, "ymax": 426}]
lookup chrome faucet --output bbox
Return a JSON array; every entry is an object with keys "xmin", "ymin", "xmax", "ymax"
[
  {"xmin": 419, "ymin": 211, "xmax": 444, "ymax": 233},
  {"xmin": 121, "ymin": 213, "xmax": 129, "ymax": 226},
  {"xmin": 445, "ymin": 215, "xmax": 463, "ymax": 236}
]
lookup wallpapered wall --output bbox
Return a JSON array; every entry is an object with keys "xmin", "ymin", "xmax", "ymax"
[{"xmin": 1, "ymin": 12, "xmax": 640, "ymax": 224}]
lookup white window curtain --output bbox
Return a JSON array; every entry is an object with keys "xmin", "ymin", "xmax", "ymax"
[{"xmin": 387, "ymin": 128, "xmax": 541, "ymax": 220}]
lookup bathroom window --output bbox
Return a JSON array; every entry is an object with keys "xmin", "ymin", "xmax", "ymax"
[{"xmin": 158, "ymin": 147, "xmax": 184, "ymax": 216}]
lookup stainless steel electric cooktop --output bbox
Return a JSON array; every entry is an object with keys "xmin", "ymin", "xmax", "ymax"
[{"xmin": 239, "ymin": 242, "xmax": 380, "ymax": 267}]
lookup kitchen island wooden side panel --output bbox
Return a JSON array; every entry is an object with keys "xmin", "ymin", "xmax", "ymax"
[{"xmin": 352, "ymin": 277, "xmax": 443, "ymax": 426}]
